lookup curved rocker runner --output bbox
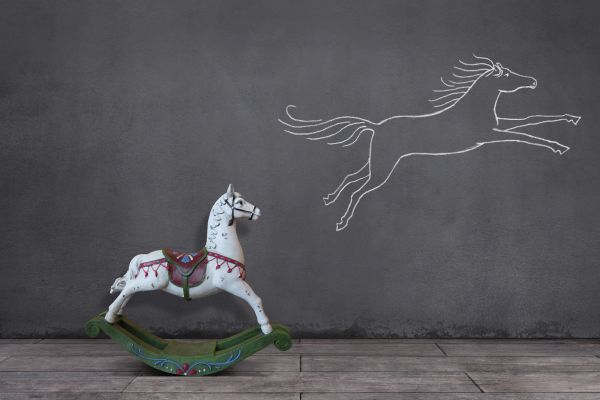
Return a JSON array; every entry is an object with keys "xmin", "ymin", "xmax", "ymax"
[
  {"xmin": 86, "ymin": 185, "xmax": 292, "ymax": 375},
  {"xmin": 86, "ymin": 312, "xmax": 291, "ymax": 376}
]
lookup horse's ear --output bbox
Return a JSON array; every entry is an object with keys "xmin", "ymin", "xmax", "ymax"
[
  {"xmin": 493, "ymin": 63, "xmax": 504, "ymax": 77},
  {"xmin": 227, "ymin": 184, "xmax": 234, "ymax": 197}
]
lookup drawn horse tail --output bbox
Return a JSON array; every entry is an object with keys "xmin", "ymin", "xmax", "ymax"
[{"xmin": 279, "ymin": 105, "xmax": 374, "ymax": 147}]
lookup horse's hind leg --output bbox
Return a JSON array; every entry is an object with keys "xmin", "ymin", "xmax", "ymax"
[
  {"xmin": 219, "ymin": 278, "xmax": 272, "ymax": 335},
  {"xmin": 336, "ymin": 155, "xmax": 404, "ymax": 231},
  {"xmin": 105, "ymin": 269, "xmax": 169, "ymax": 323},
  {"xmin": 323, "ymin": 160, "xmax": 370, "ymax": 206}
]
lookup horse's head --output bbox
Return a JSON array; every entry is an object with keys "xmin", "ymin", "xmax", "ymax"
[
  {"xmin": 430, "ymin": 55, "xmax": 539, "ymax": 110},
  {"xmin": 486, "ymin": 61, "xmax": 537, "ymax": 94},
  {"xmin": 224, "ymin": 184, "xmax": 261, "ymax": 226}
]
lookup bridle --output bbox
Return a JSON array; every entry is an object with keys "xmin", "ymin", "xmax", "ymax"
[{"xmin": 225, "ymin": 194, "xmax": 257, "ymax": 226}]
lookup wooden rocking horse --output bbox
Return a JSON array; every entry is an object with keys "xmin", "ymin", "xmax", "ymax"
[{"xmin": 86, "ymin": 185, "xmax": 292, "ymax": 376}]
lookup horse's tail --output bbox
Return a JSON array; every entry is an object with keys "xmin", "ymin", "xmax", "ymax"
[
  {"xmin": 110, "ymin": 276, "xmax": 126, "ymax": 294},
  {"xmin": 109, "ymin": 254, "xmax": 142, "ymax": 294},
  {"xmin": 279, "ymin": 105, "xmax": 375, "ymax": 147}
]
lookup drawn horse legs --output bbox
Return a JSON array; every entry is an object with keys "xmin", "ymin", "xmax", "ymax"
[
  {"xmin": 219, "ymin": 279, "xmax": 272, "ymax": 335},
  {"xmin": 489, "ymin": 129, "xmax": 570, "ymax": 154},
  {"xmin": 105, "ymin": 270, "xmax": 169, "ymax": 323},
  {"xmin": 334, "ymin": 127, "xmax": 572, "ymax": 230},
  {"xmin": 496, "ymin": 114, "xmax": 580, "ymax": 132},
  {"xmin": 323, "ymin": 160, "xmax": 370, "ymax": 206},
  {"xmin": 336, "ymin": 155, "xmax": 403, "ymax": 231}
]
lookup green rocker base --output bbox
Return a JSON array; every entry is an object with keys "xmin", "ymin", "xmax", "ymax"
[{"xmin": 85, "ymin": 312, "xmax": 292, "ymax": 376}]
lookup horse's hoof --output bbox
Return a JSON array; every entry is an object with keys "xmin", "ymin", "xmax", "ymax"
[
  {"xmin": 261, "ymin": 323, "xmax": 273, "ymax": 335},
  {"xmin": 566, "ymin": 115, "xmax": 581, "ymax": 125},
  {"xmin": 323, "ymin": 195, "xmax": 334, "ymax": 206},
  {"xmin": 336, "ymin": 221, "xmax": 348, "ymax": 231},
  {"xmin": 104, "ymin": 313, "xmax": 116, "ymax": 324},
  {"xmin": 554, "ymin": 146, "xmax": 569, "ymax": 155}
]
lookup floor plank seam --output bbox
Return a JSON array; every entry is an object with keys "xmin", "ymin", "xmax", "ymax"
[
  {"xmin": 435, "ymin": 343, "xmax": 448, "ymax": 356},
  {"xmin": 120, "ymin": 371, "xmax": 142, "ymax": 393},
  {"xmin": 464, "ymin": 371, "xmax": 484, "ymax": 393},
  {"xmin": 0, "ymin": 356, "xmax": 14, "ymax": 365}
]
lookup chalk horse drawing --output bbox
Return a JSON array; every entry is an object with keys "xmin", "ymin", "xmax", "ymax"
[{"xmin": 279, "ymin": 55, "xmax": 581, "ymax": 231}]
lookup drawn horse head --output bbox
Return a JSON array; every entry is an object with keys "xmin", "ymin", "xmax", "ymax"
[
  {"xmin": 430, "ymin": 55, "xmax": 539, "ymax": 110},
  {"xmin": 483, "ymin": 58, "xmax": 538, "ymax": 93}
]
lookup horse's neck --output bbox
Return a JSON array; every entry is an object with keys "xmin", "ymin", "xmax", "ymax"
[
  {"xmin": 205, "ymin": 199, "xmax": 245, "ymax": 263},
  {"xmin": 446, "ymin": 79, "xmax": 500, "ymax": 128}
]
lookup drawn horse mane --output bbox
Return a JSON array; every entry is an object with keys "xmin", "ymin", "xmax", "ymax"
[{"xmin": 429, "ymin": 54, "xmax": 496, "ymax": 110}]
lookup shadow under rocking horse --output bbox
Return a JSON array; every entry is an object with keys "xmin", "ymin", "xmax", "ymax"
[
  {"xmin": 280, "ymin": 55, "xmax": 581, "ymax": 231},
  {"xmin": 106, "ymin": 184, "xmax": 272, "ymax": 335}
]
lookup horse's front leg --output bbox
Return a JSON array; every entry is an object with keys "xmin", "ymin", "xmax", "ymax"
[
  {"xmin": 219, "ymin": 278, "xmax": 272, "ymax": 334},
  {"xmin": 497, "ymin": 114, "xmax": 581, "ymax": 131},
  {"xmin": 117, "ymin": 295, "xmax": 132, "ymax": 316},
  {"xmin": 486, "ymin": 128, "xmax": 570, "ymax": 154},
  {"xmin": 105, "ymin": 269, "xmax": 169, "ymax": 323}
]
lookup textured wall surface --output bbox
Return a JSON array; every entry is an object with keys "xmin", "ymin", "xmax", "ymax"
[{"xmin": 1, "ymin": 0, "xmax": 600, "ymax": 338}]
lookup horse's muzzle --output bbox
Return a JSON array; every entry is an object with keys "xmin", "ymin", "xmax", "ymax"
[
  {"xmin": 528, "ymin": 78, "xmax": 538, "ymax": 89},
  {"xmin": 250, "ymin": 208, "xmax": 261, "ymax": 220}
]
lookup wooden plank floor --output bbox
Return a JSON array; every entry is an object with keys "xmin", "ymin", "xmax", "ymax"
[{"xmin": 1, "ymin": 339, "xmax": 600, "ymax": 399}]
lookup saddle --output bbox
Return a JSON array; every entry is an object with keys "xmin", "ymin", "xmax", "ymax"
[{"xmin": 163, "ymin": 248, "xmax": 208, "ymax": 301}]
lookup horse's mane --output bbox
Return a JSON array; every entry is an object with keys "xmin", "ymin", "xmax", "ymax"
[
  {"xmin": 206, "ymin": 195, "xmax": 228, "ymax": 250},
  {"xmin": 429, "ymin": 55, "xmax": 496, "ymax": 109}
]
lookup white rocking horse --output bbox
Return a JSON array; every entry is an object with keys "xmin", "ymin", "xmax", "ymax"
[{"xmin": 106, "ymin": 184, "xmax": 272, "ymax": 335}]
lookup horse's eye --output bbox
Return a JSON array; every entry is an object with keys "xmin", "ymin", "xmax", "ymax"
[{"xmin": 237, "ymin": 200, "xmax": 243, "ymax": 205}]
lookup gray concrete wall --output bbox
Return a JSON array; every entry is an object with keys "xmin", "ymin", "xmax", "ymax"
[{"xmin": 1, "ymin": 0, "xmax": 599, "ymax": 338}]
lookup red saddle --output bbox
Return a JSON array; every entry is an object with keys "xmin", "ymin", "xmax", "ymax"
[{"xmin": 163, "ymin": 248, "xmax": 208, "ymax": 300}]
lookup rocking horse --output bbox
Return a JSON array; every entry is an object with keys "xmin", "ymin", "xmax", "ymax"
[{"xmin": 86, "ymin": 185, "xmax": 292, "ymax": 376}]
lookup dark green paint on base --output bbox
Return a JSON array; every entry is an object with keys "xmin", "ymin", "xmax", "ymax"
[{"xmin": 85, "ymin": 312, "xmax": 292, "ymax": 376}]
